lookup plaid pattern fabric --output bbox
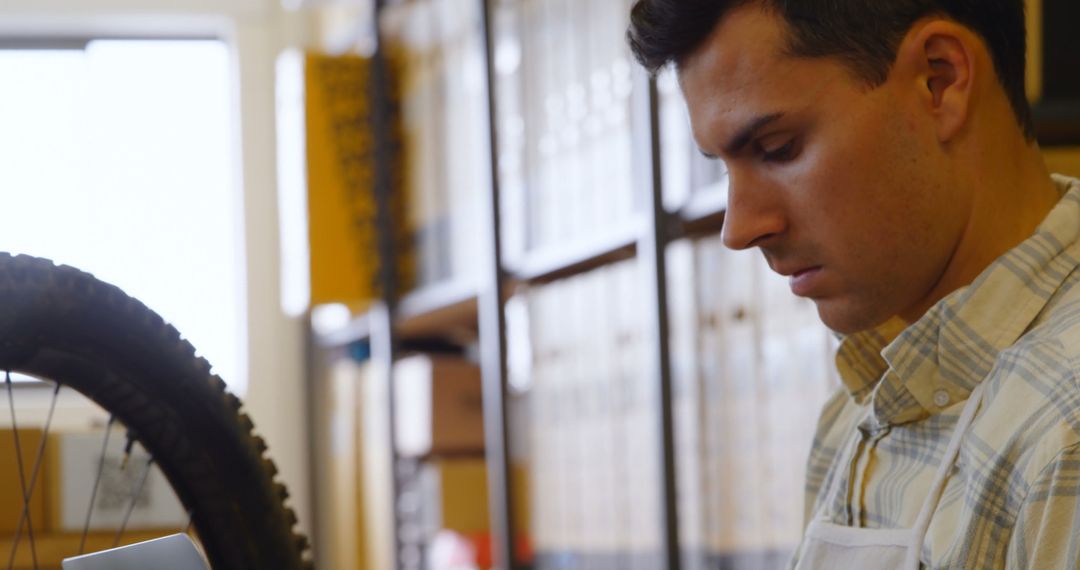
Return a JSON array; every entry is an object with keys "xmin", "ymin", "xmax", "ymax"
[{"xmin": 792, "ymin": 175, "xmax": 1080, "ymax": 569}]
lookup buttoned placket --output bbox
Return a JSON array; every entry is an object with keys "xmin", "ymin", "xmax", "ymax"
[
  {"xmin": 846, "ymin": 415, "xmax": 891, "ymax": 527},
  {"xmin": 795, "ymin": 381, "xmax": 989, "ymax": 570}
]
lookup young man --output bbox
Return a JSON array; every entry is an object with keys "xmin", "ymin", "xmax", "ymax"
[{"xmin": 629, "ymin": 1, "xmax": 1080, "ymax": 568}]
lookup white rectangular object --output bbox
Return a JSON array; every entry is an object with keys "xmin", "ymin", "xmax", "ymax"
[
  {"xmin": 58, "ymin": 431, "xmax": 187, "ymax": 531},
  {"xmin": 63, "ymin": 533, "xmax": 208, "ymax": 570}
]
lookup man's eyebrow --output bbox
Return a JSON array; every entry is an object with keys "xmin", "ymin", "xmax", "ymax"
[{"xmin": 719, "ymin": 112, "xmax": 786, "ymax": 157}]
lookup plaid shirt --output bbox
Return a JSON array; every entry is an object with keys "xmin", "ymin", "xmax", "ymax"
[{"xmin": 793, "ymin": 175, "xmax": 1080, "ymax": 569}]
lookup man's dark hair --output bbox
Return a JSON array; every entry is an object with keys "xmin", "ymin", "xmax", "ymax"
[{"xmin": 628, "ymin": 0, "xmax": 1034, "ymax": 139}]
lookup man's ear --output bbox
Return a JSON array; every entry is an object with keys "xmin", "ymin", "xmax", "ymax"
[{"xmin": 894, "ymin": 20, "xmax": 975, "ymax": 143}]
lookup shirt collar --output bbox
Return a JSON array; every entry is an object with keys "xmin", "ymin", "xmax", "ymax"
[{"xmin": 836, "ymin": 175, "xmax": 1080, "ymax": 427}]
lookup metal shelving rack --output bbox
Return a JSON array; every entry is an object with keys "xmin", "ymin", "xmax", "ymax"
[
  {"xmin": 308, "ymin": 2, "xmax": 1080, "ymax": 568},
  {"xmin": 316, "ymin": 0, "xmax": 728, "ymax": 568}
]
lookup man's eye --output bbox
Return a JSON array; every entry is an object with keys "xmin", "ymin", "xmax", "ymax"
[{"xmin": 761, "ymin": 139, "xmax": 797, "ymax": 162}]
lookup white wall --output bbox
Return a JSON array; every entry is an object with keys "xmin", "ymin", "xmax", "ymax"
[{"xmin": 0, "ymin": 0, "xmax": 315, "ymax": 541}]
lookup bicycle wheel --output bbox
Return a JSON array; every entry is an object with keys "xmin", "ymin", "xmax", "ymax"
[{"xmin": 0, "ymin": 252, "xmax": 310, "ymax": 569}]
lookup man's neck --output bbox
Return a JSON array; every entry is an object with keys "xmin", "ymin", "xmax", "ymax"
[{"xmin": 898, "ymin": 136, "xmax": 1059, "ymax": 325}]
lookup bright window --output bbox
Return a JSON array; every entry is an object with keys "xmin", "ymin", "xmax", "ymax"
[{"xmin": 0, "ymin": 39, "xmax": 247, "ymax": 394}]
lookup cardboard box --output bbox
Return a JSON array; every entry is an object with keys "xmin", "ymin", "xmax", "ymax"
[
  {"xmin": 419, "ymin": 459, "xmax": 534, "ymax": 568},
  {"xmin": 420, "ymin": 458, "xmax": 490, "ymax": 535},
  {"xmin": 0, "ymin": 428, "xmax": 48, "ymax": 534},
  {"xmin": 394, "ymin": 355, "xmax": 486, "ymax": 457}
]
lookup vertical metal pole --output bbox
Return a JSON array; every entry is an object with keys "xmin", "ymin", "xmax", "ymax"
[
  {"xmin": 631, "ymin": 65, "xmax": 682, "ymax": 569},
  {"xmin": 301, "ymin": 318, "xmax": 324, "ymax": 568},
  {"xmin": 369, "ymin": 303, "xmax": 404, "ymax": 569},
  {"xmin": 369, "ymin": 1, "xmax": 404, "ymax": 568},
  {"xmin": 477, "ymin": 0, "xmax": 519, "ymax": 568}
]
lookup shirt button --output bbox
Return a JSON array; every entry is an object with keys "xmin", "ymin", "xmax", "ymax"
[{"xmin": 933, "ymin": 389, "xmax": 951, "ymax": 407}]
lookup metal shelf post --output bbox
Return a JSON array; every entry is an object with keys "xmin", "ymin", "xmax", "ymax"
[
  {"xmin": 369, "ymin": 1, "xmax": 406, "ymax": 567},
  {"xmin": 632, "ymin": 65, "xmax": 682, "ymax": 569},
  {"xmin": 477, "ymin": 0, "xmax": 519, "ymax": 567}
]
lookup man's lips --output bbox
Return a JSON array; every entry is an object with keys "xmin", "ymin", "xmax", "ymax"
[
  {"xmin": 784, "ymin": 266, "xmax": 823, "ymax": 296},
  {"xmin": 772, "ymin": 263, "xmax": 819, "ymax": 278}
]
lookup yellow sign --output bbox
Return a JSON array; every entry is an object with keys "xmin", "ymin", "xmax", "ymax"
[{"xmin": 304, "ymin": 52, "xmax": 414, "ymax": 308}]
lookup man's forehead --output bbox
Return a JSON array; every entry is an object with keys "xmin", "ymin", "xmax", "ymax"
[
  {"xmin": 676, "ymin": 4, "xmax": 803, "ymax": 125},
  {"xmin": 677, "ymin": 3, "xmax": 789, "ymax": 83},
  {"xmin": 675, "ymin": 5, "xmax": 798, "ymax": 155}
]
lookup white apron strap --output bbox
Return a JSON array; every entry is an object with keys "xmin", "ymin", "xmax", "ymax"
[{"xmin": 902, "ymin": 381, "xmax": 988, "ymax": 569}]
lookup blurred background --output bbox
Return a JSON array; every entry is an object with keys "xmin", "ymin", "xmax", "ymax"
[{"xmin": 0, "ymin": 0, "xmax": 1077, "ymax": 568}]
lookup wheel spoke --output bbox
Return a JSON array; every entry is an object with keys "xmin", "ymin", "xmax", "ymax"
[
  {"xmin": 5, "ymin": 372, "xmax": 39, "ymax": 570},
  {"xmin": 79, "ymin": 415, "xmax": 116, "ymax": 555},
  {"xmin": 113, "ymin": 455, "xmax": 154, "ymax": 548},
  {"xmin": 7, "ymin": 382, "xmax": 60, "ymax": 570}
]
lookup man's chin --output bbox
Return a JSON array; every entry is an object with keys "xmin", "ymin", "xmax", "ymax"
[{"xmin": 813, "ymin": 298, "xmax": 895, "ymax": 336}]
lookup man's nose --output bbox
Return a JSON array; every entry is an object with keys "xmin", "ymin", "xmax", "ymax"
[{"xmin": 720, "ymin": 171, "xmax": 786, "ymax": 250}]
